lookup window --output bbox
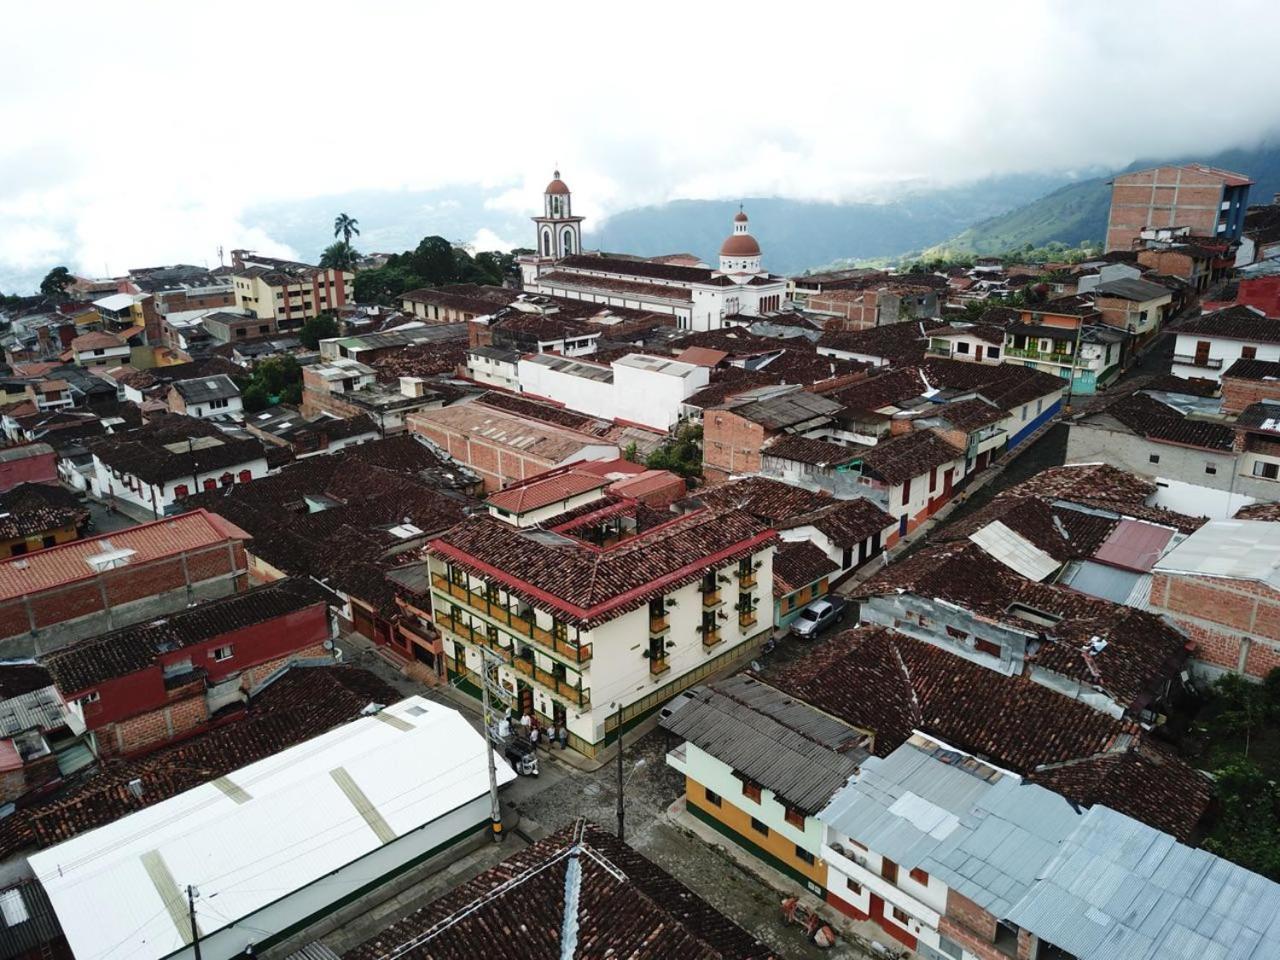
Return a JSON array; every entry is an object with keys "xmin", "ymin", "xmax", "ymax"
[
  {"xmin": 1148, "ymin": 454, "xmax": 1160, "ymax": 465},
  {"xmin": 909, "ymin": 866, "xmax": 929, "ymax": 885},
  {"xmin": 974, "ymin": 637, "xmax": 1001, "ymax": 657},
  {"xmin": 212, "ymin": 645, "xmax": 234, "ymax": 662},
  {"xmin": 795, "ymin": 845, "xmax": 815, "ymax": 866},
  {"xmin": 741, "ymin": 778, "xmax": 762, "ymax": 803},
  {"xmin": 1205, "ymin": 463, "xmax": 1217, "ymax": 475},
  {"xmin": 902, "ymin": 477, "xmax": 911, "ymax": 506},
  {"xmin": 704, "ymin": 787, "xmax": 722, "ymax": 807},
  {"xmin": 238, "ymin": 470, "xmax": 252, "ymax": 483},
  {"xmin": 784, "ymin": 806, "xmax": 805, "ymax": 828},
  {"xmin": 75, "ymin": 691, "xmax": 101, "ymax": 706},
  {"xmin": 929, "ymin": 466, "xmax": 937, "ymax": 492},
  {"xmin": 955, "ymin": 341, "xmax": 970, "ymax": 354},
  {"xmin": 892, "ymin": 906, "xmax": 912, "ymax": 926},
  {"xmin": 42, "ymin": 535, "xmax": 56, "ymax": 549},
  {"xmin": 989, "ymin": 347, "xmax": 1000, "ymax": 360},
  {"xmin": 945, "ymin": 625, "xmax": 968, "ymax": 641},
  {"xmin": 750, "ymin": 817, "xmax": 769, "ymax": 836},
  {"xmin": 203, "ymin": 478, "xmax": 217, "ymax": 491},
  {"xmin": 10, "ymin": 543, "xmax": 26, "ymax": 557},
  {"xmin": 1254, "ymin": 461, "xmax": 1280, "ymax": 480},
  {"xmin": 881, "ymin": 858, "xmax": 899, "ymax": 884},
  {"xmin": 1243, "ymin": 346, "xmax": 1258, "ymax": 359}
]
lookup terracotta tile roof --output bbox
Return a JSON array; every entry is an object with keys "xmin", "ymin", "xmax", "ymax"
[
  {"xmin": 928, "ymin": 324, "xmax": 1007, "ymax": 345},
  {"xmin": 857, "ymin": 429, "xmax": 963, "ymax": 485},
  {"xmin": 859, "ymin": 541, "xmax": 1191, "ymax": 711},
  {"xmin": 762, "ymin": 434, "xmax": 859, "ymax": 466},
  {"xmin": 486, "ymin": 470, "xmax": 608, "ymax": 514},
  {"xmin": 88, "ymin": 414, "xmax": 267, "ymax": 485},
  {"xmin": 1235, "ymin": 400, "xmax": 1280, "ymax": 433},
  {"xmin": 183, "ymin": 437, "xmax": 473, "ymax": 614},
  {"xmin": 342, "ymin": 821, "xmax": 776, "ymax": 960},
  {"xmin": 773, "ymin": 541, "xmax": 839, "ymax": 594},
  {"xmin": 474, "ymin": 390, "xmax": 609, "ymax": 434},
  {"xmin": 818, "ymin": 320, "xmax": 947, "ymax": 363},
  {"xmin": 765, "ymin": 626, "xmax": 1130, "ymax": 769},
  {"xmin": 40, "ymin": 577, "xmax": 328, "ymax": 694},
  {"xmin": 1177, "ymin": 305, "xmax": 1280, "ymax": 343},
  {"xmin": 669, "ymin": 329, "xmax": 792, "ymax": 358},
  {"xmin": 1222, "ymin": 357, "xmax": 1280, "ymax": 382},
  {"xmin": 559, "ymin": 253, "xmax": 716, "ymax": 284},
  {"xmin": 70, "ymin": 331, "xmax": 125, "ymax": 352},
  {"xmin": 430, "ymin": 506, "xmax": 775, "ymax": 626},
  {"xmin": 0, "ymin": 509, "xmax": 249, "ymax": 602},
  {"xmin": 830, "ymin": 367, "xmax": 926, "ymax": 413},
  {"xmin": 755, "ymin": 349, "xmax": 869, "ymax": 384},
  {"xmin": 675, "ymin": 346, "xmax": 730, "ymax": 367},
  {"xmin": 762, "ymin": 627, "xmax": 1209, "ymax": 838},
  {"xmin": 400, "ymin": 284, "xmax": 518, "ymax": 314},
  {"xmin": 1090, "ymin": 393, "xmax": 1235, "ymax": 451},
  {"xmin": 540, "ymin": 270, "xmax": 694, "ymax": 302},
  {"xmin": 1028, "ymin": 743, "xmax": 1212, "ymax": 842},
  {"xmin": 778, "ymin": 497, "xmax": 896, "ymax": 548},
  {"xmin": 0, "ymin": 483, "xmax": 88, "ymax": 541},
  {"xmin": 1234, "ymin": 500, "xmax": 1280, "ymax": 521},
  {"xmin": 0, "ymin": 665, "xmax": 401, "ymax": 858},
  {"xmin": 1141, "ymin": 374, "xmax": 1221, "ymax": 397},
  {"xmin": 683, "ymin": 368, "xmax": 781, "ymax": 410},
  {"xmin": 927, "ymin": 396, "xmax": 1004, "ymax": 431},
  {"xmin": 690, "ymin": 476, "xmax": 833, "ymax": 524}
]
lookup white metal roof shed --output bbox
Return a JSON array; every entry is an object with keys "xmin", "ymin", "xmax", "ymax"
[{"xmin": 29, "ymin": 695, "xmax": 513, "ymax": 960}]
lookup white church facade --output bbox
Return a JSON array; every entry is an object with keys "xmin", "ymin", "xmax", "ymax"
[{"xmin": 518, "ymin": 172, "xmax": 788, "ymax": 332}]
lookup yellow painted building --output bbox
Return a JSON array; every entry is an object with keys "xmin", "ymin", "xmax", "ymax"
[
  {"xmin": 663, "ymin": 675, "xmax": 871, "ymax": 898},
  {"xmin": 230, "ymin": 252, "xmax": 354, "ymax": 327}
]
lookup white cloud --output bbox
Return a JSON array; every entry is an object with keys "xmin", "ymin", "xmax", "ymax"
[
  {"xmin": 469, "ymin": 228, "xmax": 516, "ymax": 253},
  {"xmin": 2, "ymin": 0, "xmax": 1279, "ymax": 289}
]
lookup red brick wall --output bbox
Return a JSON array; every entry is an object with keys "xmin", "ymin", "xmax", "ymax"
[
  {"xmin": 703, "ymin": 410, "xmax": 766, "ymax": 481},
  {"xmin": 409, "ymin": 418, "xmax": 553, "ymax": 491},
  {"xmin": 1151, "ymin": 571, "xmax": 1280, "ymax": 677},
  {"xmin": 0, "ymin": 448, "xmax": 58, "ymax": 492},
  {"xmin": 0, "ymin": 541, "xmax": 246, "ymax": 646},
  {"xmin": 103, "ymin": 693, "xmax": 210, "ymax": 756},
  {"xmin": 1221, "ymin": 375, "xmax": 1280, "ymax": 415}
]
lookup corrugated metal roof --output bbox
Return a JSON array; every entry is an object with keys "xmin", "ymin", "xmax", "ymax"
[
  {"xmin": 969, "ymin": 521, "xmax": 1061, "ymax": 581},
  {"xmin": 1006, "ymin": 806, "xmax": 1280, "ymax": 960},
  {"xmin": 819, "ymin": 738, "xmax": 1005, "ymax": 869},
  {"xmin": 660, "ymin": 675, "xmax": 868, "ymax": 813},
  {"xmin": 29, "ymin": 696, "xmax": 512, "ymax": 960},
  {"xmin": 1061, "ymin": 561, "xmax": 1148, "ymax": 607},
  {"xmin": 1153, "ymin": 520, "xmax": 1280, "ymax": 590},
  {"xmin": 1091, "ymin": 520, "xmax": 1176, "ymax": 573},
  {"xmin": 0, "ymin": 880, "xmax": 64, "ymax": 960},
  {"xmin": 919, "ymin": 776, "xmax": 1083, "ymax": 918}
]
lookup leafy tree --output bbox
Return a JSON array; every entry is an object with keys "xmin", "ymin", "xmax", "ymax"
[
  {"xmin": 300, "ymin": 312, "xmax": 339, "ymax": 349},
  {"xmin": 354, "ymin": 265, "xmax": 422, "ymax": 306},
  {"xmin": 1203, "ymin": 758, "xmax": 1280, "ymax": 881},
  {"xmin": 1209, "ymin": 673, "xmax": 1279, "ymax": 756},
  {"xmin": 320, "ymin": 241, "xmax": 360, "ymax": 271},
  {"xmin": 39, "ymin": 266, "xmax": 74, "ymax": 299},
  {"xmin": 333, "ymin": 213, "xmax": 360, "ymax": 247},
  {"xmin": 646, "ymin": 424, "xmax": 703, "ymax": 480},
  {"xmin": 236, "ymin": 355, "xmax": 302, "ymax": 412}
]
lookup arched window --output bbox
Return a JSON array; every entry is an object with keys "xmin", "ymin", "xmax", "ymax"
[
  {"xmin": 562, "ymin": 229, "xmax": 574, "ymax": 255},
  {"xmin": 238, "ymin": 470, "xmax": 252, "ymax": 483},
  {"xmin": 202, "ymin": 478, "xmax": 216, "ymax": 491},
  {"xmin": 542, "ymin": 229, "xmax": 551, "ymax": 256},
  {"xmin": 174, "ymin": 483, "xmax": 189, "ymax": 499},
  {"xmin": 220, "ymin": 472, "xmax": 234, "ymax": 487}
]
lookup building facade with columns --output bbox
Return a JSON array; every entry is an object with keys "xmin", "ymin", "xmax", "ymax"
[{"xmin": 519, "ymin": 172, "xmax": 788, "ymax": 333}]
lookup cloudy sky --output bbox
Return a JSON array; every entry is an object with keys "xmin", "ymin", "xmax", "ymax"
[{"xmin": 3, "ymin": 0, "xmax": 1279, "ymax": 290}]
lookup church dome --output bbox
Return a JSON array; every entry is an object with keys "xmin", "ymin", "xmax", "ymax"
[
  {"xmin": 733, "ymin": 210, "xmax": 749, "ymax": 223},
  {"xmin": 545, "ymin": 170, "xmax": 571, "ymax": 195},
  {"xmin": 720, "ymin": 232, "xmax": 761, "ymax": 257}
]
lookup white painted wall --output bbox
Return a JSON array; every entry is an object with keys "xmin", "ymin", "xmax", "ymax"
[
  {"xmin": 1171, "ymin": 331, "xmax": 1280, "ymax": 383},
  {"xmin": 1150, "ymin": 476, "xmax": 1255, "ymax": 519},
  {"xmin": 612, "ymin": 359, "xmax": 709, "ymax": 431},
  {"xmin": 94, "ymin": 454, "xmax": 269, "ymax": 516}
]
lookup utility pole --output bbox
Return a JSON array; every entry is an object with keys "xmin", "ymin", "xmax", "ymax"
[
  {"xmin": 186, "ymin": 885, "xmax": 202, "ymax": 960},
  {"xmin": 615, "ymin": 702, "xmax": 625, "ymax": 841},
  {"xmin": 478, "ymin": 648, "xmax": 508, "ymax": 842}
]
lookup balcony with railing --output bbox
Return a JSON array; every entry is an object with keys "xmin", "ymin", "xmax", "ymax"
[
  {"xmin": 701, "ymin": 588, "xmax": 723, "ymax": 609},
  {"xmin": 430, "ymin": 572, "xmax": 592, "ymax": 663},
  {"xmin": 512, "ymin": 655, "xmax": 591, "ymax": 707},
  {"xmin": 649, "ymin": 613, "xmax": 670, "ymax": 637},
  {"xmin": 434, "ymin": 610, "xmax": 513, "ymax": 662},
  {"xmin": 649, "ymin": 654, "xmax": 671, "ymax": 677},
  {"xmin": 738, "ymin": 611, "xmax": 759, "ymax": 631},
  {"xmin": 1172, "ymin": 354, "xmax": 1223, "ymax": 370},
  {"xmin": 700, "ymin": 627, "xmax": 723, "ymax": 650},
  {"xmin": 1002, "ymin": 344, "xmax": 1073, "ymax": 364},
  {"xmin": 738, "ymin": 570, "xmax": 758, "ymax": 589}
]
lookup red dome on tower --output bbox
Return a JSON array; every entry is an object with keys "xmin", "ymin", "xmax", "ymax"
[
  {"xmin": 545, "ymin": 170, "xmax": 571, "ymax": 195},
  {"xmin": 720, "ymin": 233, "xmax": 761, "ymax": 257},
  {"xmin": 733, "ymin": 210, "xmax": 749, "ymax": 223}
]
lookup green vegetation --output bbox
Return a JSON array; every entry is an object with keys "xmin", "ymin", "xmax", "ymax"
[
  {"xmin": 333, "ymin": 212, "xmax": 360, "ymax": 247},
  {"xmin": 238, "ymin": 355, "xmax": 302, "ymax": 413},
  {"xmin": 646, "ymin": 424, "xmax": 703, "ymax": 480},
  {"xmin": 1187, "ymin": 670, "xmax": 1280, "ymax": 880},
  {"xmin": 319, "ymin": 241, "xmax": 360, "ymax": 270},
  {"xmin": 39, "ymin": 266, "xmax": 74, "ymax": 299},
  {"xmin": 353, "ymin": 236, "xmax": 516, "ymax": 306},
  {"xmin": 299, "ymin": 312, "xmax": 339, "ymax": 349}
]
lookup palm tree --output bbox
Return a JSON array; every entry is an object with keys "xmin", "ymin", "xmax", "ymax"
[{"xmin": 333, "ymin": 213, "xmax": 360, "ymax": 247}]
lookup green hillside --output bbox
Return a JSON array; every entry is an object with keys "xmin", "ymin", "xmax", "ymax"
[{"xmin": 921, "ymin": 141, "xmax": 1280, "ymax": 261}]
